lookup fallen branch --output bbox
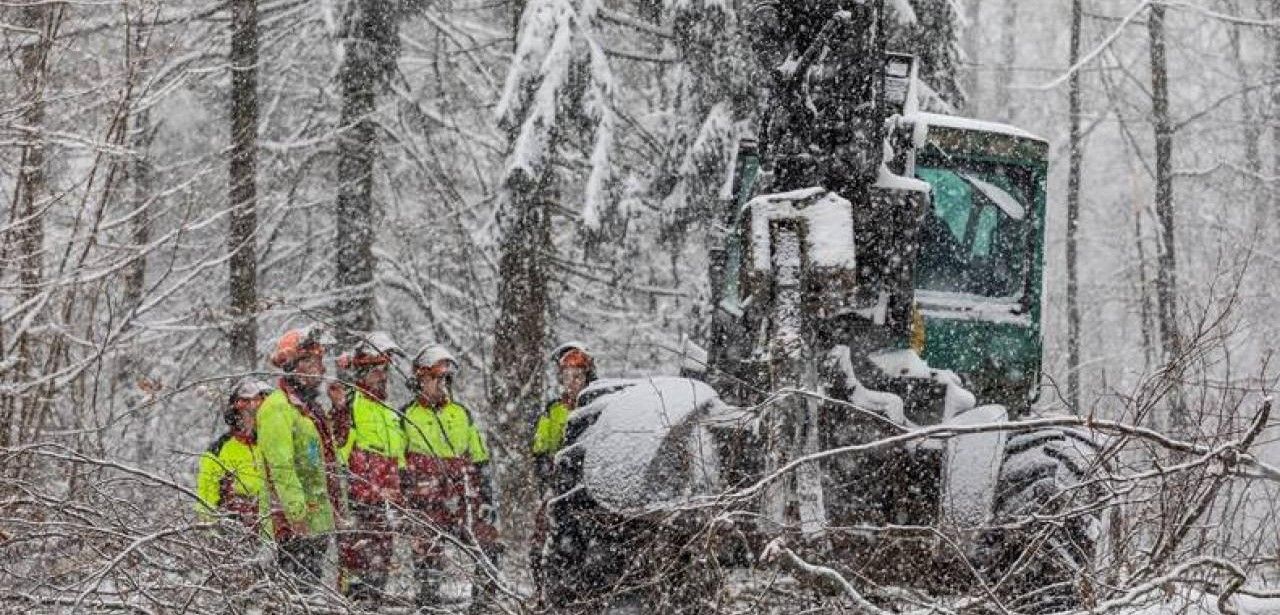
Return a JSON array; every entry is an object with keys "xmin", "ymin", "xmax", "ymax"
[{"xmin": 762, "ymin": 537, "xmax": 893, "ymax": 615}]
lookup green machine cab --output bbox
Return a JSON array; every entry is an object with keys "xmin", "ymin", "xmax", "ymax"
[
  {"xmin": 909, "ymin": 113, "xmax": 1049, "ymax": 412},
  {"xmin": 708, "ymin": 111, "xmax": 1050, "ymax": 414}
]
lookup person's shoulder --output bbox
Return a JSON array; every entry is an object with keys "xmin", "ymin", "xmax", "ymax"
[
  {"xmin": 207, "ymin": 433, "xmax": 233, "ymax": 457},
  {"xmin": 221, "ymin": 437, "xmax": 258, "ymax": 463},
  {"xmin": 527, "ymin": 400, "xmax": 557, "ymax": 430},
  {"xmin": 353, "ymin": 389, "xmax": 392, "ymax": 410},
  {"xmin": 400, "ymin": 400, "xmax": 426, "ymax": 423},
  {"xmin": 257, "ymin": 389, "xmax": 291, "ymax": 413},
  {"xmin": 449, "ymin": 401, "xmax": 489, "ymax": 430}
]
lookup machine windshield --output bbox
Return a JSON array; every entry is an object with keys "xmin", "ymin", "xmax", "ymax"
[{"xmin": 915, "ymin": 163, "xmax": 1034, "ymax": 298}]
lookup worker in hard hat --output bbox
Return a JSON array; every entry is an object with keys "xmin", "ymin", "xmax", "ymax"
[
  {"xmin": 257, "ymin": 325, "xmax": 343, "ymax": 585},
  {"xmin": 401, "ymin": 344, "xmax": 498, "ymax": 608},
  {"xmin": 332, "ymin": 332, "xmax": 407, "ymax": 603},
  {"xmin": 530, "ymin": 342, "xmax": 597, "ymax": 486},
  {"xmin": 528, "ymin": 342, "xmax": 598, "ymax": 604},
  {"xmin": 195, "ymin": 378, "xmax": 273, "ymax": 529}
]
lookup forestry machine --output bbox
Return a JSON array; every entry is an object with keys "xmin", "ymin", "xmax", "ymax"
[{"xmin": 542, "ymin": 2, "xmax": 1104, "ymax": 612}]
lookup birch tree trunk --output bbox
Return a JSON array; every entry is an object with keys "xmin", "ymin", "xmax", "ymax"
[{"xmin": 761, "ymin": 223, "xmax": 826, "ymax": 537}]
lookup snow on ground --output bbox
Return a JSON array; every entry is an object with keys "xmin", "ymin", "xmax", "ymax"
[{"xmin": 1117, "ymin": 593, "xmax": 1280, "ymax": 615}]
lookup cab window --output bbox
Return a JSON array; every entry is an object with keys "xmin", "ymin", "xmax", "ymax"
[{"xmin": 915, "ymin": 164, "xmax": 1033, "ymax": 298}]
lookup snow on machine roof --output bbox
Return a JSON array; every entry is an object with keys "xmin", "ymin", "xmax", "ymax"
[{"xmin": 908, "ymin": 111, "xmax": 1047, "ymax": 143}]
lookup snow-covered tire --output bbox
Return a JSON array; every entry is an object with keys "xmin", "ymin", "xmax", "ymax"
[
  {"xmin": 541, "ymin": 378, "xmax": 730, "ymax": 613},
  {"xmin": 543, "ymin": 487, "xmax": 721, "ymax": 614},
  {"xmin": 982, "ymin": 426, "xmax": 1104, "ymax": 613}
]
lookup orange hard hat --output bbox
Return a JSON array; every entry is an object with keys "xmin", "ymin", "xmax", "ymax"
[
  {"xmin": 270, "ymin": 326, "xmax": 328, "ymax": 368},
  {"xmin": 337, "ymin": 351, "xmax": 389, "ymax": 371},
  {"xmin": 558, "ymin": 348, "xmax": 592, "ymax": 369}
]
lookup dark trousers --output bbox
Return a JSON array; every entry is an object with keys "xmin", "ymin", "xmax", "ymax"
[
  {"xmin": 339, "ymin": 500, "xmax": 394, "ymax": 601},
  {"xmin": 408, "ymin": 516, "xmax": 502, "ymax": 608},
  {"xmin": 278, "ymin": 534, "xmax": 328, "ymax": 588}
]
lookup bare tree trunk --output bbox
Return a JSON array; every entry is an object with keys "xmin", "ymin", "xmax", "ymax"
[
  {"xmin": 1272, "ymin": 0, "xmax": 1280, "ymax": 220},
  {"xmin": 762, "ymin": 223, "xmax": 825, "ymax": 536},
  {"xmin": 125, "ymin": 116, "xmax": 152, "ymax": 313},
  {"xmin": 1066, "ymin": 0, "xmax": 1084, "ymax": 412},
  {"xmin": 961, "ymin": 0, "xmax": 982, "ymax": 108},
  {"xmin": 995, "ymin": 1, "xmax": 1017, "ymax": 117},
  {"xmin": 1224, "ymin": 0, "xmax": 1263, "ymax": 223},
  {"xmin": 510, "ymin": 0, "xmax": 525, "ymax": 41},
  {"xmin": 2, "ymin": 3, "xmax": 58, "ymax": 450},
  {"xmin": 228, "ymin": 0, "xmax": 259, "ymax": 368},
  {"xmin": 334, "ymin": 0, "xmax": 398, "ymax": 337},
  {"xmin": 988, "ymin": 0, "xmax": 1018, "ymax": 116},
  {"xmin": 122, "ymin": 8, "xmax": 157, "ymax": 462},
  {"xmin": 1148, "ymin": 3, "xmax": 1186, "ymax": 431},
  {"xmin": 489, "ymin": 167, "xmax": 553, "ymax": 546},
  {"xmin": 1134, "ymin": 208, "xmax": 1156, "ymax": 373}
]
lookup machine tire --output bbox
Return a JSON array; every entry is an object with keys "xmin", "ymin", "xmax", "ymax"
[
  {"xmin": 543, "ymin": 483, "xmax": 720, "ymax": 614},
  {"xmin": 541, "ymin": 378, "xmax": 730, "ymax": 614},
  {"xmin": 983, "ymin": 426, "xmax": 1103, "ymax": 612}
]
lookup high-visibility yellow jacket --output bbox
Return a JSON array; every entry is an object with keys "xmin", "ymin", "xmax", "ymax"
[
  {"xmin": 195, "ymin": 433, "xmax": 263, "ymax": 521},
  {"xmin": 402, "ymin": 400, "xmax": 489, "ymax": 463},
  {"xmin": 256, "ymin": 387, "xmax": 336, "ymax": 534},
  {"xmin": 339, "ymin": 390, "xmax": 406, "ymax": 467},
  {"xmin": 531, "ymin": 400, "xmax": 572, "ymax": 456}
]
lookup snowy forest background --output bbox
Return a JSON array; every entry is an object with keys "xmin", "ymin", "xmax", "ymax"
[{"xmin": 4, "ymin": 0, "xmax": 1280, "ymax": 612}]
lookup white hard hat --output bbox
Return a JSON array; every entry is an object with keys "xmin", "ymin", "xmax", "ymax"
[
  {"xmin": 355, "ymin": 331, "xmax": 404, "ymax": 360},
  {"xmin": 412, "ymin": 344, "xmax": 458, "ymax": 374},
  {"xmin": 229, "ymin": 378, "xmax": 273, "ymax": 401}
]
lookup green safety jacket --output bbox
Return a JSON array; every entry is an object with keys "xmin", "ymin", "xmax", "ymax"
[
  {"xmin": 531, "ymin": 399, "xmax": 573, "ymax": 486},
  {"xmin": 195, "ymin": 433, "xmax": 263, "ymax": 522},
  {"xmin": 256, "ymin": 387, "xmax": 336, "ymax": 535},
  {"xmin": 531, "ymin": 400, "xmax": 572, "ymax": 456},
  {"xmin": 402, "ymin": 400, "xmax": 489, "ymax": 463},
  {"xmin": 338, "ymin": 390, "xmax": 407, "ymax": 467},
  {"xmin": 339, "ymin": 390, "xmax": 406, "ymax": 504},
  {"xmin": 402, "ymin": 399, "xmax": 494, "ymax": 526}
]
